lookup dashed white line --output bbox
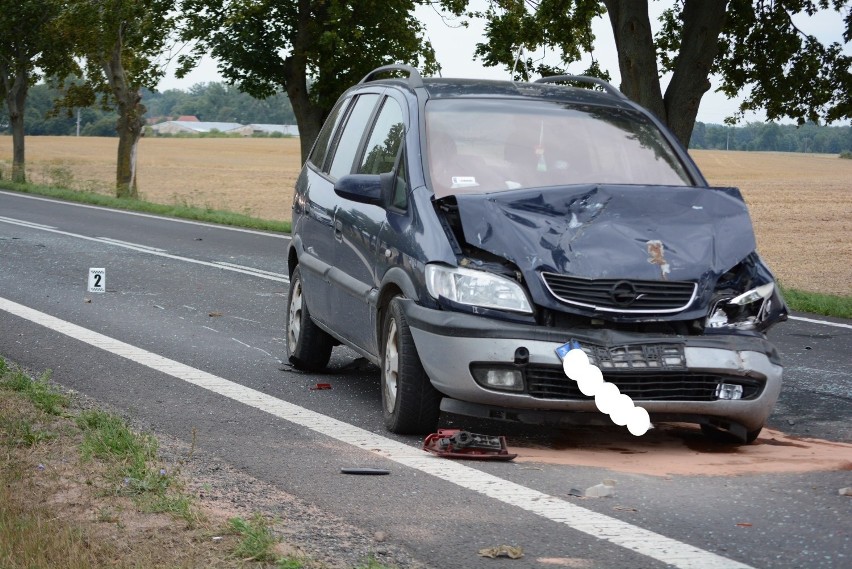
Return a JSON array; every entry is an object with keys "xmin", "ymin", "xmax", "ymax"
[
  {"xmin": 0, "ymin": 215, "xmax": 289, "ymax": 284},
  {"xmin": 0, "ymin": 295, "xmax": 754, "ymax": 569}
]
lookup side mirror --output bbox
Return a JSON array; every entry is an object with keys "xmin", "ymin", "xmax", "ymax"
[{"xmin": 334, "ymin": 173, "xmax": 394, "ymax": 206}]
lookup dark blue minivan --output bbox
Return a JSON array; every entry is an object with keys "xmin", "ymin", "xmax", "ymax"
[{"xmin": 286, "ymin": 65, "xmax": 787, "ymax": 443}]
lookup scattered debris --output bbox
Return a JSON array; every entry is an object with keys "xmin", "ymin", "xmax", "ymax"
[
  {"xmin": 340, "ymin": 468, "xmax": 390, "ymax": 475},
  {"xmin": 839, "ymin": 487, "xmax": 852, "ymax": 496},
  {"xmin": 338, "ymin": 357, "xmax": 375, "ymax": 372},
  {"xmin": 613, "ymin": 506, "xmax": 638, "ymax": 512},
  {"xmin": 208, "ymin": 311, "xmax": 223, "ymax": 317},
  {"xmin": 567, "ymin": 488, "xmax": 584, "ymax": 497},
  {"xmin": 585, "ymin": 480, "xmax": 616, "ymax": 498},
  {"xmin": 212, "ymin": 536, "xmax": 223, "ymax": 542},
  {"xmin": 310, "ymin": 383, "xmax": 332, "ymax": 391},
  {"xmin": 478, "ymin": 545, "xmax": 524, "ymax": 559},
  {"xmin": 83, "ymin": 298, "xmax": 92, "ymax": 304},
  {"xmin": 422, "ymin": 429, "xmax": 517, "ymax": 461},
  {"xmin": 374, "ymin": 531, "xmax": 387, "ymax": 542},
  {"xmin": 736, "ymin": 522, "xmax": 753, "ymax": 528}
]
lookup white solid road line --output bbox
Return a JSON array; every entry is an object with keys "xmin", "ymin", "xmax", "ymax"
[
  {"xmin": 0, "ymin": 190, "xmax": 292, "ymax": 239},
  {"xmin": 0, "ymin": 216, "xmax": 289, "ymax": 284},
  {"xmin": 0, "ymin": 295, "xmax": 753, "ymax": 569},
  {"xmin": 788, "ymin": 315, "xmax": 852, "ymax": 329}
]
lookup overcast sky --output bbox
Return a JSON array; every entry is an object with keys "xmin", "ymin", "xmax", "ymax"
[{"xmin": 158, "ymin": 2, "xmax": 849, "ymax": 126}]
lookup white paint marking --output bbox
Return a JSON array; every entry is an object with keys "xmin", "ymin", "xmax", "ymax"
[
  {"xmin": 0, "ymin": 215, "xmax": 56, "ymax": 230},
  {"xmin": 215, "ymin": 262, "xmax": 289, "ymax": 280},
  {"xmin": 0, "ymin": 295, "xmax": 753, "ymax": 569},
  {"xmin": 0, "ymin": 216, "xmax": 289, "ymax": 284},
  {"xmin": 201, "ymin": 326, "xmax": 219, "ymax": 333},
  {"xmin": 789, "ymin": 315, "xmax": 852, "ymax": 330},
  {"xmin": 0, "ymin": 190, "xmax": 291, "ymax": 239},
  {"xmin": 231, "ymin": 338, "xmax": 252, "ymax": 348},
  {"xmin": 97, "ymin": 237, "xmax": 167, "ymax": 252}
]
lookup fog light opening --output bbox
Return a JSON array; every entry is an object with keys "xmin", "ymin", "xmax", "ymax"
[
  {"xmin": 472, "ymin": 367, "xmax": 524, "ymax": 392},
  {"xmin": 716, "ymin": 383, "xmax": 743, "ymax": 400}
]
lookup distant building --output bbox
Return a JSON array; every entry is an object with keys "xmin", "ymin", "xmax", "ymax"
[
  {"xmin": 246, "ymin": 124, "xmax": 300, "ymax": 137},
  {"xmin": 176, "ymin": 115, "xmax": 200, "ymax": 122},
  {"xmin": 150, "ymin": 120, "xmax": 249, "ymax": 135}
]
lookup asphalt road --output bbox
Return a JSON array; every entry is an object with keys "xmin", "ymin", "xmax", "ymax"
[{"xmin": 1, "ymin": 190, "xmax": 850, "ymax": 569}]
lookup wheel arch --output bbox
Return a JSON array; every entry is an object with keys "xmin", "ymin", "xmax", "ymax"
[{"xmin": 376, "ymin": 267, "xmax": 420, "ymax": 351}]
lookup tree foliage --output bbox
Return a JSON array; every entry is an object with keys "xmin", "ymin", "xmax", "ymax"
[
  {"xmin": 454, "ymin": 1, "xmax": 852, "ymax": 147},
  {"xmin": 177, "ymin": 0, "xmax": 440, "ymax": 160},
  {"xmin": 0, "ymin": 0, "xmax": 73, "ymax": 182}
]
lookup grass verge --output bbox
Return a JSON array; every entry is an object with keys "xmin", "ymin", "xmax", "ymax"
[
  {"xmin": 780, "ymin": 285, "xmax": 852, "ymax": 319},
  {"xmin": 1, "ymin": 181, "xmax": 849, "ymax": 320},
  {"xmin": 0, "ymin": 357, "xmax": 394, "ymax": 569}
]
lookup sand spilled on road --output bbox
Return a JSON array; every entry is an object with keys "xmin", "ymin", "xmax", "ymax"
[{"xmin": 508, "ymin": 425, "xmax": 852, "ymax": 477}]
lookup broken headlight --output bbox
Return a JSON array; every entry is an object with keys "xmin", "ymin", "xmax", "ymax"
[
  {"xmin": 707, "ymin": 282, "xmax": 774, "ymax": 330},
  {"xmin": 706, "ymin": 253, "xmax": 787, "ymax": 332},
  {"xmin": 425, "ymin": 264, "xmax": 533, "ymax": 314}
]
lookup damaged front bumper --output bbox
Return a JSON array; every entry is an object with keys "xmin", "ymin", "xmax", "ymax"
[{"xmin": 401, "ymin": 299, "xmax": 783, "ymax": 439}]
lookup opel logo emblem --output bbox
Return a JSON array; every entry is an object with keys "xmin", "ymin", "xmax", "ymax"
[{"xmin": 610, "ymin": 280, "xmax": 639, "ymax": 306}]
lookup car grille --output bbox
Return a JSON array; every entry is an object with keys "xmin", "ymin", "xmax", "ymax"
[
  {"xmin": 525, "ymin": 365, "xmax": 763, "ymax": 401},
  {"xmin": 540, "ymin": 273, "xmax": 696, "ymax": 313}
]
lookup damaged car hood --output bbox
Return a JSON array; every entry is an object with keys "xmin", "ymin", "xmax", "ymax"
[{"xmin": 453, "ymin": 184, "xmax": 757, "ymax": 282}]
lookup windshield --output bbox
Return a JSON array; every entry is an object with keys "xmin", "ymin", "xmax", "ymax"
[{"xmin": 425, "ymin": 99, "xmax": 692, "ymax": 197}]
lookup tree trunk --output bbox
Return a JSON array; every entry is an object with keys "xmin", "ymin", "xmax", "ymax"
[
  {"xmin": 1, "ymin": 61, "xmax": 29, "ymax": 183},
  {"xmin": 663, "ymin": 0, "xmax": 729, "ymax": 146},
  {"xmin": 103, "ymin": 36, "xmax": 144, "ymax": 199},
  {"xmin": 283, "ymin": 58, "xmax": 325, "ymax": 163},
  {"xmin": 284, "ymin": 0, "xmax": 327, "ymax": 163},
  {"xmin": 604, "ymin": 0, "xmax": 666, "ymax": 124}
]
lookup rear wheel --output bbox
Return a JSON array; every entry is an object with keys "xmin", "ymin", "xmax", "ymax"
[
  {"xmin": 286, "ymin": 266, "xmax": 333, "ymax": 371},
  {"xmin": 381, "ymin": 297, "xmax": 441, "ymax": 434}
]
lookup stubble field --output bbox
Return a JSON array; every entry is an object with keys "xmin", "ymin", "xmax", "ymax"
[{"xmin": 1, "ymin": 136, "xmax": 850, "ymax": 296}]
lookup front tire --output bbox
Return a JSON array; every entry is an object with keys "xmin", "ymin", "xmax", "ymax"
[
  {"xmin": 286, "ymin": 266, "xmax": 333, "ymax": 371},
  {"xmin": 381, "ymin": 297, "xmax": 441, "ymax": 435}
]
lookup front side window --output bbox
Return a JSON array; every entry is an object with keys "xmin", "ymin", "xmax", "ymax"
[
  {"xmin": 328, "ymin": 93, "xmax": 380, "ymax": 179},
  {"xmin": 425, "ymin": 99, "xmax": 692, "ymax": 197},
  {"xmin": 358, "ymin": 98, "xmax": 405, "ymax": 175}
]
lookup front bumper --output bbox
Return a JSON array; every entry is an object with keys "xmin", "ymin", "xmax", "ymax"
[{"xmin": 401, "ymin": 300, "xmax": 783, "ymax": 436}]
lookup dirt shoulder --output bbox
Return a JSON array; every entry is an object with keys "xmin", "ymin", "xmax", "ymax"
[{"xmin": 0, "ymin": 377, "xmax": 429, "ymax": 569}]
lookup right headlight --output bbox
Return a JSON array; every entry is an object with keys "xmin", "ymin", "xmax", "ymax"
[
  {"xmin": 707, "ymin": 282, "xmax": 775, "ymax": 330},
  {"xmin": 425, "ymin": 264, "xmax": 533, "ymax": 314}
]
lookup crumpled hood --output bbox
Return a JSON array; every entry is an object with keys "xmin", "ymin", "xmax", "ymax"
[{"xmin": 453, "ymin": 184, "xmax": 757, "ymax": 282}]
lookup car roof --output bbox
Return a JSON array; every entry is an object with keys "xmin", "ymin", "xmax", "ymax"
[
  {"xmin": 359, "ymin": 75, "xmax": 637, "ymax": 111},
  {"xmin": 425, "ymin": 78, "xmax": 627, "ymax": 104}
]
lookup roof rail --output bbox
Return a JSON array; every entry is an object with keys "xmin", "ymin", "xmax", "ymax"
[
  {"xmin": 358, "ymin": 64, "xmax": 424, "ymax": 88},
  {"xmin": 534, "ymin": 75, "xmax": 627, "ymax": 99}
]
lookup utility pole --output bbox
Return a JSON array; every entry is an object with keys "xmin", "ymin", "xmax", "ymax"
[{"xmin": 76, "ymin": 109, "xmax": 81, "ymax": 136}]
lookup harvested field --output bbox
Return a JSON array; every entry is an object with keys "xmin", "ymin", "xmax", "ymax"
[{"xmin": 1, "ymin": 136, "xmax": 850, "ymax": 296}]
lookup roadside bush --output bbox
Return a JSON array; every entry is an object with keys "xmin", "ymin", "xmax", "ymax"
[{"xmin": 840, "ymin": 150, "xmax": 852, "ymax": 159}]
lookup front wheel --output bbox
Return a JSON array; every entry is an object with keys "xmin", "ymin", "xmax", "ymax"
[
  {"xmin": 381, "ymin": 297, "xmax": 441, "ymax": 435},
  {"xmin": 286, "ymin": 266, "xmax": 333, "ymax": 371}
]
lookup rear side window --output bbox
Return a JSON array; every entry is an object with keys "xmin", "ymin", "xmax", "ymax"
[
  {"xmin": 328, "ymin": 93, "xmax": 380, "ymax": 179},
  {"xmin": 309, "ymin": 97, "xmax": 349, "ymax": 171},
  {"xmin": 358, "ymin": 98, "xmax": 405, "ymax": 175}
]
